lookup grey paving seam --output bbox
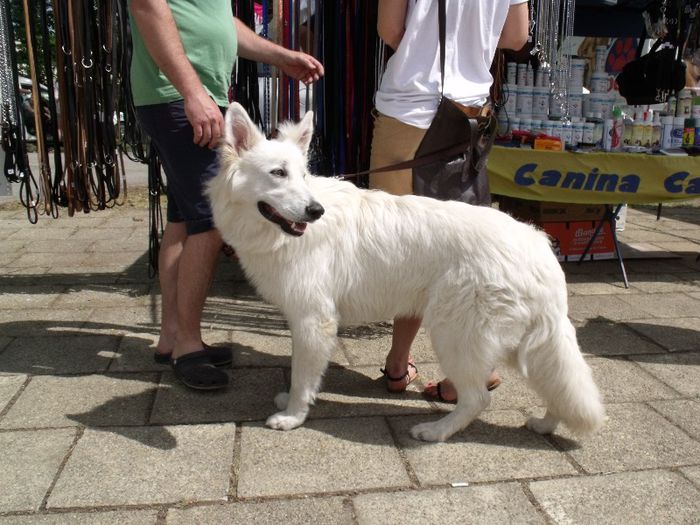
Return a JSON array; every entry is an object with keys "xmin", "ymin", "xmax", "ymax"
[
  {"xmin": 383, "ymin": 415, "xmax": 421, "ymax": 489},
  {"xmin": 156, "ymin": 507, "xmax": 168, "ymax": 525},
  {"xmin": 342, "ymin": 497, "xmax": 359, "ymax": 525},
  {"xmin": 518, "ymin": 480, "xmax": 555, "ymax": 525},
  {"xmin": 621, "ymin": 323, "xmax": 686, "ymax": 353},
  {"xmin": 0, "ymin": 375, "xmax": 31, "ymax": 420},
  {"xmin": 228, "ymin": 424, "xmax": 244, "ymax": 500},
  {"xmin": 624, "ymin": 356, "xmax": 693, "ymax": 397},
  {"xmin": 675, "ymin": 466, "xmax": 700, "ymax": 489},
  {"xmin": 145, "ymin": 370, "xmax": 165, "ymax": 423},
  {"xmin": 38, "ymin": 426, "xmax": 84, "ymax": 512},
  {"xmin": 643, "ymin": 401, "xmax": 700, "ymax": 443},
  {"xmin": 0, "ymin": 502, "xmax": 169, "ymax": 519}
]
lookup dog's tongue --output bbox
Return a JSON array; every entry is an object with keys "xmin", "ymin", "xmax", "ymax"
[{"xmin": 291, "ymin": 222, "xmax": 307, "ymax": 234}]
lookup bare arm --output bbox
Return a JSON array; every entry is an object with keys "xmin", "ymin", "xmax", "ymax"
[
  {"xmin": 498, "ymin": 2, "xmax": 529, "ymax": 51},
  {"xmin": 377, "ymin": 0, "xmax": 408, "ymax": 50},
  {"xmin": 234, "ymin": 18, "xmax": 324, "ymax": 84},
  {"xmin": 129, "ymin": 0, "xmax": 223, "ymax": 148}
]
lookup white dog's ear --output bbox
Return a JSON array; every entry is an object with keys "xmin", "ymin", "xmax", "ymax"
[
  {"xmin": 224, "ymin": 102, "xmax": 263, "ymax": 156},
  {"xmin": 279, "ymin": 111, "xmax": 314, "ymax": 154}
]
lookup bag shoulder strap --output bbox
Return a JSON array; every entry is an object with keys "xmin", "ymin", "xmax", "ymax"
[{"xmin": 438, "ymin": 0, "xmax": 446, "ymax": 96}]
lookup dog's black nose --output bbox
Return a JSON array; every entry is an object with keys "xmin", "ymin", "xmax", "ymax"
[{"xmin": 305, "ymin": 202, "xmax": 325, "ymax": 221}]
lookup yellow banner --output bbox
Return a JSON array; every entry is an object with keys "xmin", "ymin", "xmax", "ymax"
[{"xmin": 487, "ymin": 146, "xmax": 700, "ymax": 204}]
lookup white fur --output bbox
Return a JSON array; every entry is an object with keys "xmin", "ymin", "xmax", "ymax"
[{"xmin": 208, "ymin": 102, "xmax": 605, "ymax": 442}]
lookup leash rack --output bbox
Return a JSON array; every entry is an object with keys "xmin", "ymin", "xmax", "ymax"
[
  {"xmin": 1, "ymin": 0, "xmax": 133, "ymax": 222},
  {"xmin": 0, "ymin": 0, "xmax": 39, "ymax": 223}
]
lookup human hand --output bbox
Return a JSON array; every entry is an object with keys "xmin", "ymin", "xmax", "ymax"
[
  {"xmin": 278, "ymin": 50, "xmax": 324, "ymax": 84},
  {"xmin": 183, "ymin": 91, "xmax": 224, "ymax": 148}
]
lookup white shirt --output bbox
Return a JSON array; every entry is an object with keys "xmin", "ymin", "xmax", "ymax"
[{"xmin": 375, "ymin": 0, "xmax": 528, "ymax": 128}]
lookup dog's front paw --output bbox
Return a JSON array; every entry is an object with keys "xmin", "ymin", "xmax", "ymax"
[
  {"xmin": 274, "ymin": 392, "xmax": 290, "ymax": 410},
  {"xmin": 526, "ymin": 415, "xmax": 559, "ymax": 435},
  {"xmin": 266, "ymin": 411, "xmax": 306, "ymax": 431},
  {"xmin": 410, "ymin": 422, "xmax": 451, "ymax": 442}
]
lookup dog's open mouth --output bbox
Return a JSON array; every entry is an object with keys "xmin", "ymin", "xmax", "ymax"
[{"xmin": 258, "ymin": 202, "xmax": 308, "ymax": 236}]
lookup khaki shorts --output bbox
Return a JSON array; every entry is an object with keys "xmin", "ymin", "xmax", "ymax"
[{"xmin": 369, "ymin": 111, "xmax": 427, "ymax": 196}]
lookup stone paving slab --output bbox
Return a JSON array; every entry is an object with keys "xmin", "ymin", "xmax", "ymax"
[
  {"xmin": 564, "ymin": 273, "xmax": 631, "ymax": 295},
  {"xmin": 627, "ymin": 273, "xmax": 700, "ymax": 293},
  {"xmin": 0, "ymin": 428, "xmax": 76, "ymax": 512},
  {"xmin": 50, "ymin": 284, "xmax": 152, "ymax": 309},
  {"xmin": 150, "ymin": 368, "xmax": 283, "ymax": 424},
  {"xmin": 0, "ymin": 335, "xmax": 119, "ymax": 375},
  {"xmin": 0, "ymin": 285, "xmax": 65, "ymax": 309},
  {"xmin": 681, "ymin": 466, "xmax": 700, "ymax": 488},
  {"xmin": 229, "ymin": 328, "xmax": 350, "ymax": 367},
  {"xmin": 567, "ymin": 295, "xmax": 653, "ymax": 322},
  {"xmin": 353, "ymin": 483, "xmax": 544, "ymax": 524},
  {"xmin": 309, "ymin": 365, "xmax": 434, "ymax": 419},
  {"xmin": 167, "ymin": 497, "xmax": 351, "ymax": 524},
  {"xmin": 0, "ymin": 374, "xmax": 26, "ymax": 412},
  {"xmin": 632, "ymin": 352, "xmax": 700, "ymax": 397},
  {"xmin": 47, "ymin": 424, "xmax": 235, "ymax": 508},
  {"xmin": 0, "ymin": 510, "xmax": 159, "ymax": 525},
  {"xmin": 390, "ymin": 411, "xmax": 578, "ymax": 485},
  {"xmin": 575, "ymin": 319, "xmax": 665, "ymax": 356},
  {"xmin": 550, "ymin": 403, "xmax": 700, "ymax": 474},
  {"xmin": 529, "ymin": 470, "xmax": 700, "ymax": 525},
  {"xmin": 587, "ymin": 357, "xmax": 680, "ymax": 403},
  {"xmin": 339, "ymin": 328, "xmax": 436, "ymax": 366},
  {"xmin": 625, "ymin": 318, "xmax": 700, "ymax": 352},
  {"xmin": 648, "ymin": 399, "xmax": 700, "ymax": 440},
  {"xmin": 237, "ymin": 418, "xmax": 411, "ymax": 498},
  {"xmin": 0, "ymin": 309, "xmax": 92, "ymax": 338},
  {"xmin": 79, "ymin": 307, "xmax": 160, "ymax": 335},
  {"xmin": 617, "ymin": 292, "xmax": 700, "ymax": 319},
  {"xmin": 0, "ymin": 374, "xmax": 158, "ymax": 429}
]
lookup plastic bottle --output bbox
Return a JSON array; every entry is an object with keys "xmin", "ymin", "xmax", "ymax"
[
  {"xmin": 678, "ymin": 89, "xmax": 693, "ymax": 117},
  {"xmin": 641, "ymin": 111, "xmax": 653, "ymax": 148},
  {"xmin": 650, "ymin": 111, "xmax": 662, "ymax": 150},
  {"xmin": 667, "ymin": 95, "xmax": 677, "ymax": 117},
  {"xmin": 660, "ymin": 115, "xmax": 675, "ymax": 149},
  {"xmin": 671, "ymin": 116, "xmax": 685, "ymax": 148},
  {"xmin": 682, "ymin": 117, "xmax": 696, "ymax": 148},
  {"xmin": 631, "ymin": 112, "xmax": 644, "ymax": 146},
  {"xmin": 603, "ymin": 119, "xmax": 614, "ymax": 151},
  {"xmin": 611, "ymin": 107, "xmax": 623, "ymax": 150},
  {"xmin": 622, "ymin": 112, "xmax": 634, "ymax": 147}
]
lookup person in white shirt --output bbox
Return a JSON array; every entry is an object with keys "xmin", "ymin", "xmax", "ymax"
[{"xmin": 372, "ymin": 0, "xmax": 529, "ymax": 402}]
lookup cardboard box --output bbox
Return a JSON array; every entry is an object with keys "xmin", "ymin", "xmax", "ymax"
[
  {"xmin": 541, "ymin": 221, "xmax": 616, "ymax": 262},
  {"xmin": 499, "ymin": 197, "xmax": 608, "ymax": 223}
]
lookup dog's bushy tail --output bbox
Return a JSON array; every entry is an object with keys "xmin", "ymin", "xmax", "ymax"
[{"xmin": 519, "ymin": 314, "xmax": 605, "ymax": 435}]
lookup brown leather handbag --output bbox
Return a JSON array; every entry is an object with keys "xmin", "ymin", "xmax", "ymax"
[{"xmin": 412, "ymin": 0, "xmax": 497, "ymax": 206}]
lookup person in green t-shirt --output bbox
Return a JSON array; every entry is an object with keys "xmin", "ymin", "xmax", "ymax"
[{"xmin": 129, "ymin": 0, "xmax": 324, "ymax": 390}]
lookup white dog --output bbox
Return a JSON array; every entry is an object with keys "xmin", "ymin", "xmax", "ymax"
[{"xmin": 208, "ymin": 102, "xmax": 605, "ymax": 442}]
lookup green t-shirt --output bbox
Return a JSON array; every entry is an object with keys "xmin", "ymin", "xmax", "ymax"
[{"xmin": 129, "ymin": 0, "xmax": 237, "ymax": 106}]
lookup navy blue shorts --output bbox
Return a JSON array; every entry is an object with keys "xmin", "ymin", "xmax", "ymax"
[{"xmin": 136, "ymin": 100, "xmax": 226, "ymax": 235}]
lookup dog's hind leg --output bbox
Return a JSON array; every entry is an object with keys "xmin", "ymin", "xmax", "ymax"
[
  {"xmin": 410, "ymin": 328, "xmax": 494, "ymax": 442},
  {"xmin": 522, "ymin": 315, "xmax": 605, "ymax": 436},
  {"xmin": 266, "ymin": 314, "xmax": 338, "ymax": 431}
]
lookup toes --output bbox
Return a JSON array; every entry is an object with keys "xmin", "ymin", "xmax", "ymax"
[
  {"xmin": 410, "ymin": 422, "xmax": 448, "ymax": 442},
  {"xmin": 266, "ymin": 411, "xmax": 304, "ymax": 431}
]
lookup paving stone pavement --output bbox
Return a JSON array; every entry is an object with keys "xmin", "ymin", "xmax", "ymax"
[{"xmin": 1, "ymin": 193, "xmax": 699, "ymax": 524}]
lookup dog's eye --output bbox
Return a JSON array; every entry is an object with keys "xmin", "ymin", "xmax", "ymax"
[{"xmin": 270, "ymin": 168, "xmax": 287, "ymax": 177}]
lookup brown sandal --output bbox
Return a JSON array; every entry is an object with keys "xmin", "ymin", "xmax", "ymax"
[
  {"xmin": 380, "ymin": 360, "xmax": 418, "ymax": 393},
  {"xmin": 423, "ymin": 376, "xmax": 502, "ymax": 404}
]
